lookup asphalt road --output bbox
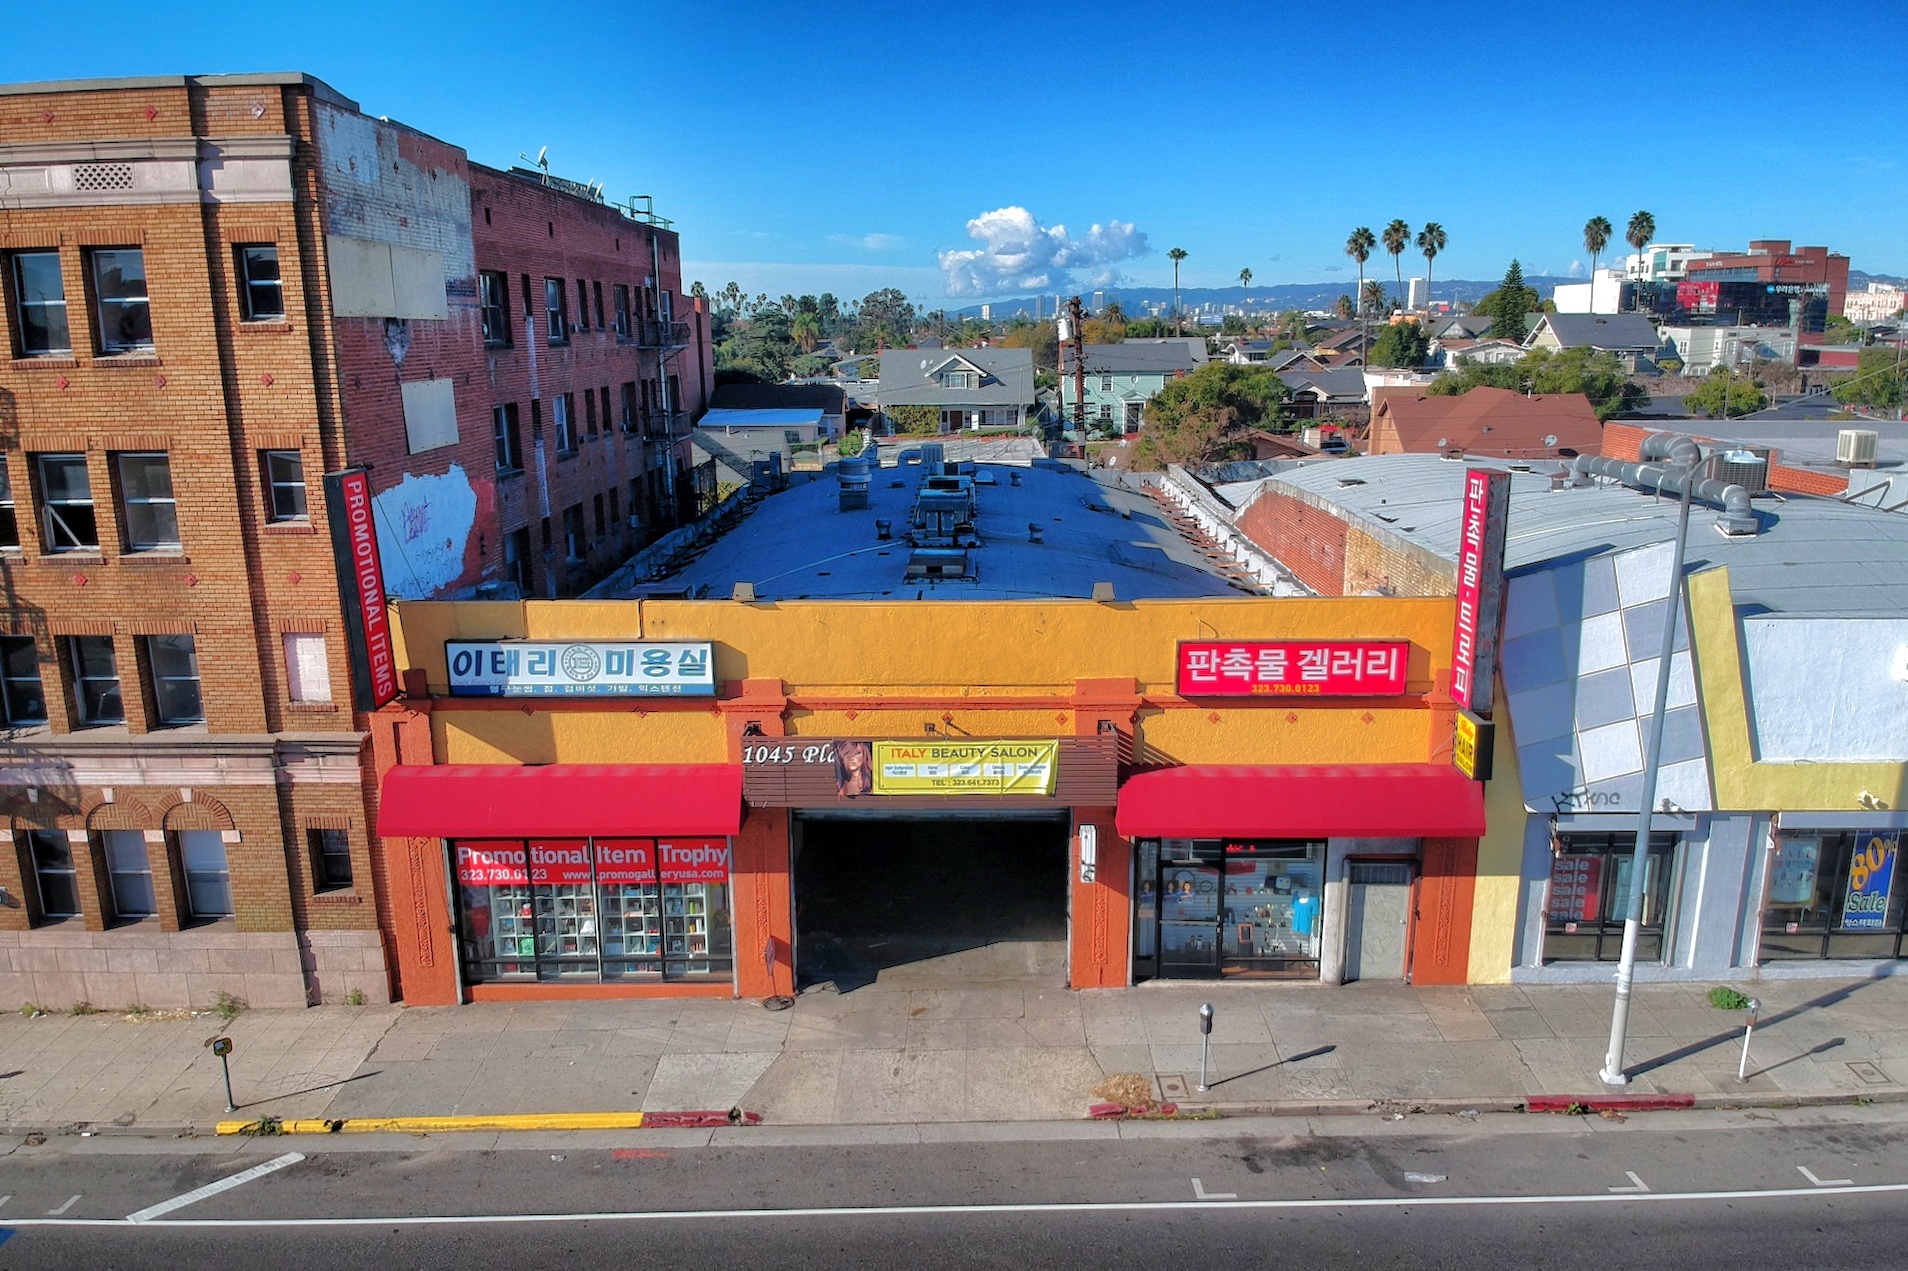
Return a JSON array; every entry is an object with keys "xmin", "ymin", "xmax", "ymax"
[{"xmin": 4, "ymin": 1108, "xmax": 1907, "ymax": 1269}]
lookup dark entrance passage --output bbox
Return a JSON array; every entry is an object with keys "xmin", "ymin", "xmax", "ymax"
[{"xmin": 793, "ymin": 814, "xmax": 1069, "ymax": 989}]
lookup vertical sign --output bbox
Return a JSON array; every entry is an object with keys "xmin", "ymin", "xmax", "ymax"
[
  {"xmin": 1841, "ymin": 833, "xmax": 1898, "ymax": 931},
  {"xmin": 1450, "ymin": 467, "xmax": 1511, "ymax": 715},
  {"xmin": 325, "ymin": 468, "xmax": 399, "ymax": 710}
]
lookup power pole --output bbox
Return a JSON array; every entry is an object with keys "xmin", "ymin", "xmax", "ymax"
[{"xmin": 1068, "ymin": 295, "xmax": 1088, "ymax": 435}]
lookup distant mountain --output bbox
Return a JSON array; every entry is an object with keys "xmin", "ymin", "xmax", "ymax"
[
  {"xmin": 1851, "ymin": 269, "xmax": 1907, "ymax": 289},
  {"xmin": 950, "ymin": 278, "xmax": 1580, "ymax": 318}
]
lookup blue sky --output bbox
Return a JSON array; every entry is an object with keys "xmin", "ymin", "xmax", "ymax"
[{"xmin": 5, "ymin": 1, "xmax": 1904, "ymax": 303}]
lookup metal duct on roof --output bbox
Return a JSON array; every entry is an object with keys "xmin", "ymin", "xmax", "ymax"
[{"xmin": 1572, "ymin": 432, "xmax": 1759, "ymax": 536}]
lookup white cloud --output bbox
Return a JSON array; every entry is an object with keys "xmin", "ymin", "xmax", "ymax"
[
  {"xmin": 1568, "ymin": 259, "xmax": 1587, "ymax": 278},
  {"xmin": 937, "ymin": 206, "xmax": 1150, "ymax": 297},
  {"xmin": 827, "ymin": 232, "xmax": 904, "ymax": 251}
]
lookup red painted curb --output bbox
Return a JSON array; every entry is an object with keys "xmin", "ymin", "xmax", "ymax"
[
  {"xmin": 644, "ymin": 1110, "xmax": 763, "ymax": 1127},
  {"xmin": 1526, "ymin": 1093, "xmax": 1696, "ymax": 1113}
]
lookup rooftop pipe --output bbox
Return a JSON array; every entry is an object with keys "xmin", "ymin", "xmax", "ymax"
[{"xmin": 1571, "ymin": 432, "xmax": 1759, "ymax": 536}]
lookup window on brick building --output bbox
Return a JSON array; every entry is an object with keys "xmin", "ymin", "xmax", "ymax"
[
  {"xmin": 504, "ymin": 526, "xmax": 531, "ymax": 593},
  {"xmin": 576, "ymin": 277, "xmax": 590, "ymax": 331},
  {"xmin": 608, "ymin": 487, "xmax": 620, "ymax": 525},
  {"xmin": 178, "ymin": 830, "xmax": 232, "ymax": 918},
  {"xmin": 594, "ymin": 492, "xmax": 606, "ymax": 538},
  {"xmin": 613, "ymin": 284, "xmax": 630, "ymax": 338},
  {"xmin": 0, "ymin": 636, "xmax": 47, "ymax": 726},
  {"xmin": 309, "ymin": 828, "xmax": 353, "ymax": 891},
  {"xmin": 584, "ymin": 389, "xmax": 598, "ymax": 436},
  {"xmin": 115, "ymin": 453, "xmax": 180, "ymax": 551},
  {"xmin": 598, "ymin": 386, "xmax": 610, "ymax": 433},
  {"xmin": 144, "ymin": 634, "xmax": 204, "ymax": 726},
  {"xmin": 563, "ymin": 505, "xmax": 586, "ymax": 562},
  {"xmin": 620, "ymin": 381, "xmax": 637, "ymax": 432},
  {"xmin": 479, "ymin": 271, "xmax": 511, "ymax": 345},
  {"xmin": 0, "ymin": 458, "xmax": 17, "ymax": 549},
  {"xmin": 264, "ymin": 450, "xmax": 307, "ymax": 521},
  {"xmin": 235, "ymin": 245, "xmax": 284, "ymax": 321},
  {"xmin": 9, "ymin": 251, "xmax": 70, "ymax": 356},
  {"xmin": 102, "ymin": 830, "xmax": 154, "ymax": 918},
  {"xmin": 89, "ymin": 248, "xmax": 153, "ymax": 354},
  {"xmin": 35, "ymin": 453, "xmax": 97, "ymax": 551},
  {"xmin": 284, "ymin": 633, "xmax": 332, "ymax": 704},
  {"xmin": 629, "ymin": 479, "xmax": 643, "ymax": 527},
  {"xmin": 553, "ymin": 394, "xmax": 576, "ymax": 454},
  {"xmin": 68, "ymin": 636, "xmax": 123, "ymax": 725},
  {"xmin": 666, "ymin": 374, "xmax": 681, "ymax": 416},
  {"xmin": 27, "ymin": 831, "xmax": 79, "ymax": 920},
  {"xmin": 492, "ymin": 404, "xmax": 523, "ymax": 472},
  {"xmin": 544, "ymin": 277, "xmax": 567, "ymax": 343},
  {"xmin": 592, "ymin": 281, "xmax": 605, "ymax": 331}
]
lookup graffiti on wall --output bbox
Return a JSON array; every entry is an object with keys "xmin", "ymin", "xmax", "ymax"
[{"xmin": 373, "ymin": 464, "xmax": 479, "ymax": 599}]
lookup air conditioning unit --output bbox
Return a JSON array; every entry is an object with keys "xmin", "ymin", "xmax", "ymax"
[
  {"xmin": 1707, "ymin": 448, "xmax": 1769, "ymax": 495},
  {"xmin": 1838, "ymin": 429, "xmax": 1880, "ymax": 468}
]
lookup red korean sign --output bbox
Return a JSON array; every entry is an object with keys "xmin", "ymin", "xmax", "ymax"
[
  {"xmin": 455, "ymin": 840, "xmax": 528, "ymax": 886},
  {"xmin": 1450, "ymin": 467, "xmax": 1510, "ymax": 715},
  {"xmin": 1176, "ymin": 640, "xmax": 1409, "ymax": 697}
]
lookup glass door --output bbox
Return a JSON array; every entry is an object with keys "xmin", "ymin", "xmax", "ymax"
[{"xmin": 1159, "ymin": 859, "xmax": 1223, "ymax": 977}]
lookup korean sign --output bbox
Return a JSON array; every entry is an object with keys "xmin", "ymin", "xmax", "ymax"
[
  {"xmin": 324, "ymin": 468, "xmax": 399, "ymax": 710},
  {"xmin": 1450, "ymin": 467, "xmax": 1511, "ymax": 715},
  {"xmin": 1841, "ymin": 833, "xmax": 1898, "ymax": 931},
  {"xmin": 872, "ymin": 740, "xmax": 1059, "ymax": 796},
  {"xmin": 1176, "ymin": 640, "xmax": 1408, "ymax": 697},
  {"xmin": 446, "ymin": 640, "xmax": 715, "ymax": 697}
]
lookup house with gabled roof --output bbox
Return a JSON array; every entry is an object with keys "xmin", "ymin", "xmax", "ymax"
[{"xmin": 876, "ymin": 346, "xmax": 1037, "ymax": 431}]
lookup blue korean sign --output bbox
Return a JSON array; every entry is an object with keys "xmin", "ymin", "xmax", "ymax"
[
  {"xmin": 1840, "ymin": 833, "xmax": 1898, "ymax": 931},
  {"xmin": 446, "ymin": 640, "xmax": 715, "ymax": 697}
]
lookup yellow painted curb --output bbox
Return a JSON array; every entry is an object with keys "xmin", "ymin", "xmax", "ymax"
[{"xmin": 215, "ymin": 1112, "xmax": 647, "ymax": 1136}]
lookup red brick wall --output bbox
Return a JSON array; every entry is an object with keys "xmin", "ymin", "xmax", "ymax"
[{"xmin": 1236, "ymin": 489, "xmax": 1350, "ymax": 595}]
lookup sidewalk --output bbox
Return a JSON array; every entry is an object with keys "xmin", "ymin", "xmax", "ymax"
[{"xmin": 2, "ymin": 974, "xmax": 1906, "ymax": 1135}]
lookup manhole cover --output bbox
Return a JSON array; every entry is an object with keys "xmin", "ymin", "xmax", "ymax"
[
  {"xmin": 1159, "ymin": 1074, "xmax": 1190, "ymax": 1100},
  {"xmin": 1847, "ymin": 1061, "xmax": 1890, "ymax": 1086}
]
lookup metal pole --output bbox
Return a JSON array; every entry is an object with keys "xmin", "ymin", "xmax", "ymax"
[
  {"xmin": 1737, "ymin": 998, "xmax": 1762, "ymax": 1082},
  {"xmin": 1599, "ymin": 443, "xmax": 1698, "ymax": 1086},
  {"xmin": 1197, "ymin": 1003, "xmax": 1214, "ymax": 1092},
  {"xmin": 220, "ymin": 1053, "xmax": 236, "ymax": 1113}
]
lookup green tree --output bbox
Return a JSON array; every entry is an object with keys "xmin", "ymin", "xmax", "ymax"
[
  {"xmin": 1822, "ymin": 314, "xmax": 1866, "ymax": 347},
  {"xmin": 857, "ymin": 357, "xmax": 879, "ymax": 380},
  {"xmin": 1381, "ymin": 220, "xmax": 1411, "ymax": 311},
  {"xmin": 1368, "ymin": 321, "xmax": 1431, "ymax": 368},
  {"xmin": 1346, "ymin": 225, "xmax": 1376, "ymax": 360},
  {"xmin": 1685, "ymin": 368, "xmax": 1767, "ymax": 419},
  {"xmin": 998, "ymin": 319, "xmax": 1059, "ymax": 374},
  {"xmin": 1103, "ymin": 299, "xmax": 1126, "ymax": 325},
  {"xmin": 1221, "ymin": 314, "xmax": 1249, "ymax": 335},
  {"xmin": 1168, "ymin": 247, "xmax": 1189, "ymax": 334},
  {"xmin": 1583, "ymin": 216, "xmax": 1613, "ymax": 280},
  {"xmin": 1416, "ymin": 223, "xmax": 1447, "ymax": 310},
  {"xmin": 1361, "ymin": 279, "xmax": 1387, "ymax": 320},
  {"xmin": 850, "ymin": 287, "xmax": 917, "ymax": 351},
  {"xmin": 1429, "ymin": 346, "xmax": 1649, "ymax": 420},
  {"xmin": 1238, "ymin": 267, "xmax": 1252, "ymax": 300},
  {"xmin": 885, "ymin": 404, "xmax": 942, "ymax": 435},
  {"xmin": 715, "ymin": 308, "xmax": 797, "ymax": 381},
  {"xmin": 1334, "ymin": 294, "xmax": 1354, "ymax": 320},
  {"xmin": 1625, "ymin": 211, "xmax": 1655, "ymax": 311},
  {"xmin": 1474, "ymin": 260, "xmax": 1539, "ymax": 342},
  {"xmin": 1130, "ymin": 362, "xmax": 1293, "ymax": 470},
  {"xmin": 837, "ymin": 430, "xmax": 865, "ymax": 457},
  {"xmin": 1125, "ymin": 317, "xmax": 1170, "ymax": 338},
  {"xmin": 1831, "ymin": 347, "xmax": 1907, "ymax": 411}
]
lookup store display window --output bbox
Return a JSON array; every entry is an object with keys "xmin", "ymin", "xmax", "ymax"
[
  {"xmin": 1135, "ymin": 838, "xmax": 1324, "ymax": 980},
  {"xmin": 1761, "ymin": 832, "xmax": 1907, "ymax": 961},
  {"xmin": 1544, "ymin": 832, "xmax": 1677, "ymax": 962},
  {"xmin": 453, "ymin": 836, "xmax": 733, "ymax": 982}
]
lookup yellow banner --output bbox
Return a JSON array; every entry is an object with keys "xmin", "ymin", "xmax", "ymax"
[{"xmin": 872, "ymin": 740, "xmax": 1060, "ymax": 796}]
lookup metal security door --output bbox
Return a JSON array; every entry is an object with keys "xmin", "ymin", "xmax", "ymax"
[{"xmin": 1345, "ymin": 862, "xmax": 1413, "ymax": 982}]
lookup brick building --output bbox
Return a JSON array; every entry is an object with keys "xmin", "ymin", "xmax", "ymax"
[{"xmin": 0, "ymin": 71, "xmax": 710, "ymax": 1010}]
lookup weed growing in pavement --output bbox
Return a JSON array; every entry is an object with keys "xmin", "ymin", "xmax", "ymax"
[
  {"xmin": 345, "ymin": 988, "xmax": 365, "ymax": 1006},
  {"xmin": 70, "ymin": 1001, "xmax": 98, "ymax": 1016},
  {"xmin": 214, "ymin": 991, "xmax": 248, "ymax": 1023},
  {"xmin": 239, "ymin": 1115, "xmax": 283, "ymax": 1136},
  {"xmin": 19, "ymin": 1003, "xmax": 42, "ymax": 1018},
  {"xmin": 124, "ymin": 1003, "xmax": 149, "ymax": 1017},
  {"xmin": 1708, "ymin": 986, "xmax": 1752, "ymax": 1010}
]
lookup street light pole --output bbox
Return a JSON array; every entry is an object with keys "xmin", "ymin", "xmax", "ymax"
[{"xmin": 1599, "ymin": 436, "xmax": 1700, "ymax": 1086}]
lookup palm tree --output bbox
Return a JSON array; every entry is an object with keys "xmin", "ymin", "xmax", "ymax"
[
  {"xmin": 1625, "ymin": 210, "xmax": 1656, "ymax": 312},
  {"xmin": 1168, "ymin": 247, "xmax": 1189, "ymax": 334},
  {"xmin": 1238, "ymin": 267, "xmax": 1253, "ymax": 310},
  {"xmin": 1583, "ymin": 215, "xmax": 1612, "ymax": 281},
  {"xmin": 1381, "ymin": 220, "xmax": 1411, "ymax": 312},
  {"xmin": 1345, "ymin": 226, "xmax": 1376, "ymax": 362},
  {"xmin": 1416, "ymin": 223, "xmax": 1447, "ymax": 311},
  {"xmin": 1361, "ymin": 279, "xmax": 1387, "ymax": 323}
]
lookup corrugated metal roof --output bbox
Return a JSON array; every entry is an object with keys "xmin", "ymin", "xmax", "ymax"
[{"xmin": 1257, "ymin": 452, "xmax": 1908, "ymax": 616}]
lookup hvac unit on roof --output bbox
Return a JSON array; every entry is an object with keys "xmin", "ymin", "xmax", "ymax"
[
  {"xmin": 1706, "ymin": 447, "xmax": 1770, "ymax": 495},
  {"xmin": 1837, "ymin": 429, "xmax": 1880, "ymax": 469}
]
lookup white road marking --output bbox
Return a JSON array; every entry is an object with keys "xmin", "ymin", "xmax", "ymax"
[
  {"xmin": 1, "ymin": 1179, "xmax": 1905, "ymax": 1229},
  {"xmin": 1404, "ymin": 1173, "xmax": 1448, "ymax": 1185},
  {"xmin": 1798, "ymin": 1166, "xmax": 1853, "ymax": 1187},
  {"xmin": 45, "ymin": 1196, "xmax": 79, "ymax": 1216},
  {"xmin": 1608, "ymin": 1172, "xmax": 1650, "ymax": 1194},
  {"xmin": 1190, "ymin": 1178, "xmax": 1236, "ymax": 1201},
  {"xmin": 125, "ymin": 1152, "xmax": 305, "ymax": 1224},
  {"xmin": 0, "ymin": 1195, "xmax": 10, "ymax": 1210}
]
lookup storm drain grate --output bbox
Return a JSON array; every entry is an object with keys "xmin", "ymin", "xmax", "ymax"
[
  {"xmin": 1846, "ymin": 1061, "xmax": 1891, "ymax": 1085},
  {"xmin": 1158, "ymin": 1074, "xmax": 1190, "ymax": 1100}
]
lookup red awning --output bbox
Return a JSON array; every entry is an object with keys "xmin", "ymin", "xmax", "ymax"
[
  {"xmin": 378, "ymin": 765, "xmax": 743, "ymax": 838},
  {"xmin": 1115, "ymin": 764, "xmax": 1486, "ymax": 840}
]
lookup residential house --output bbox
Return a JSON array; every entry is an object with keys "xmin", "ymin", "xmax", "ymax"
[
  {"xmin": 1524, "ymin": 313, "xmax": 1663, "ymax": 367},
  {"xmin": 1434, "ymin": 337, "xmax": 1528, "ymax": 368},
  {"xmin": 1060, "ymin": 342, "xmax": 1200, "ymax": 433},
  {"xmin": 1427, "ymin": 314, "xmax": 1495, "ymax": 342},
  {"xmin": 1276, "ymin": 369, "xmax": 1369, "ymax": 420},
  {"xmin": 1367, "ymin": 386, "xmax": 1603, "ymax": 460},
  {"xmin": 876, "ymin": 346, "xmax": 1036, "ymax": 431}
]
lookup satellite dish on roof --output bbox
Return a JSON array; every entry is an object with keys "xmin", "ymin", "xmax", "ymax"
[
  {"xmin": 1543, "ymin": 434, "xmax": 1558, "ymax": 448},
  {"xmin": 1436, "ymin": 437, "xmax": 1449, "ymax": 448}
]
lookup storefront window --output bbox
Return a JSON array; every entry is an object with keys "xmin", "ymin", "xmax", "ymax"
[
  {"xmin": 1761, "ymin": 832, "xmax": 1907, "ymax": 961},
  {"xmin": 1544, "ymin": 833, "xmax": 1677, "ymax": 962},
  {"xmin": 453, "ymin": 837, "xmax": 733, "ymax": 983},
  {"xmin": 1138, "ymin": 838, "xmax": 1323, "ymax": 980}
]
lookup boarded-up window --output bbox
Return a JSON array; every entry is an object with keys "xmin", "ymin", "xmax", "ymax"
[
  {"xmin": 401, "ymin": 378, "xmax": 459, "ymax": 453},
  {"xmin": 284, "ymin": 632, "xmax": 332, "ymax": 704},
  {"xmin": 326, "ymin": 235, "xmax": 448, "ymax": 319}
]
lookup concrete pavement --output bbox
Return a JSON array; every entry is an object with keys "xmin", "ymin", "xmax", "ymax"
[{"xmin": 2, "ymin": 973, "xmax": 1906, "ymax": 1135}]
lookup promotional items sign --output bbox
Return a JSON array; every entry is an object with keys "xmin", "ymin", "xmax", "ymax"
[
  {"xmin": 324, "ymin": 468, "xmax": 399, "ymax": 710},
  {"xmin": 447, "ymin": 640, "xmax": 715, "ymax": 697},
  {"xmin": 1176, "ymin": 640, "xmax": 1409, "ymax": 697}
]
